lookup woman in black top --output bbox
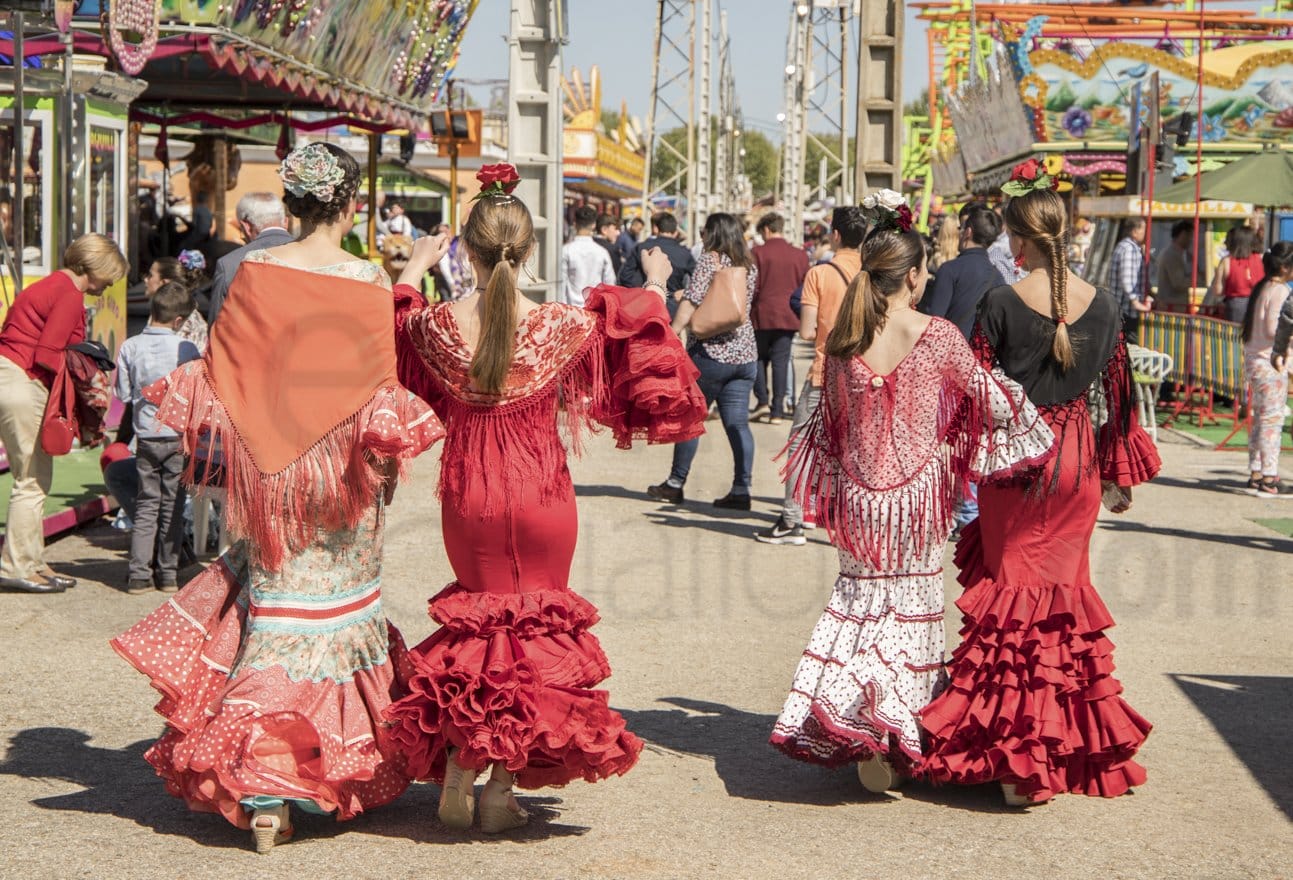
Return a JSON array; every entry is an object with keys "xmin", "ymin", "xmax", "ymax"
[{"xmin": 919, "ymin": 165, "xmax": 1161, "ymax": 806}]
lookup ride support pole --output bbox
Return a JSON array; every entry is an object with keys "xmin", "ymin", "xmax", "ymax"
[
  {"xmin": 12, "ymin": 12, "xmax": 25, "ymax": 294},
  {"xmin": 367, "ymin": 133, "xmax": 378, "ymax": 258}
]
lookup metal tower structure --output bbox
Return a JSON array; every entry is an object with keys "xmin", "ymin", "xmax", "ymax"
[
  {"xmin": 714, "ymin": 8, "xmax": 751, "ymax": 215},
  {"xmin": 508, "ymin": 0, "xmax": 565, "ymax": 301},
  {"xmin": 641, "ymin": 0, "xmax": 697, "ymax": 232},
  {"xmin": 714, "ymin": 8, "xmax": 731, "ymax": 213},
  {"xmin": 694, "ymin": 0, "xmax": 713, "ymax": 231},
  {"xmin": 782, "ymin": 1, "xmax": 854, "ymax": 241},
  {"xmin": 806, "ymin": 1, "xmax": 853, "ymax": 204},
  {"xmin": 780, "ymin": 3, "xmax": 809, "ymax": 243},
  {"xmin": 855, "ymin": 0, "xmax": 904, "ymax": 194}
]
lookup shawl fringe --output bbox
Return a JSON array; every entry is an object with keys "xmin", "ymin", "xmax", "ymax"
[
  {"xmin": 146, "ymin": 363, "xmax": 436, "ymax": 571},
  {"xmin": 786, "ymin": 363, "xmax": 1053, "ymax": 569}
]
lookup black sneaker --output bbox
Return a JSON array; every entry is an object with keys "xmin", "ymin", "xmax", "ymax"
[
  {"xmin": 754, "ymin": 516, "xmax": 806, "ymax": 545},
  {"xmin": 126, "ymin": 578, "xmax": 154, "ymax": 595},
  {"xmin": 647, "ymin": 482, "xmax": 684, "ymax": 504},
  {"xmin": 713, "ymin": 493, "xmax": 752, "ymax": 511}
]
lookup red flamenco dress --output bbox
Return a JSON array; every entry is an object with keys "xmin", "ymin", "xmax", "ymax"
[
  {"xmin": 386, "ymin": 283, "xmax": 707, "ymax": 789},
  {"xmin": 111, "ymin": 257, "xmax": 445, "ymax": 828},
  {"xmin": 919, "ymin": 285, "xmax": 1161, "ymax": 801}
]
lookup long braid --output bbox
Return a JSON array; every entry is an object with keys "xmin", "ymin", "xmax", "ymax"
[{"xmin": 1045, "ymin": 233, "xmax": 1075, "ymax": 371}]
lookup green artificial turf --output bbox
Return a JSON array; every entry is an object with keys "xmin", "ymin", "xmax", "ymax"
[
  {"xmin": 1251, "ymin": 518, "xmax": 1293, "ymax": 538},
  {"xmin": 1159, "ymin": 405, "xmax": 1292, "ymax": 450},
  {"xmin": 0, "ymin": 448, "xmax": 107, "ymax": 524}
]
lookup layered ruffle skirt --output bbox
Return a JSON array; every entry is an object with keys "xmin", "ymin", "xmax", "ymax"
[{"xmin": 385, "ymin": 582, "xmax": 641, "ymax": 789}]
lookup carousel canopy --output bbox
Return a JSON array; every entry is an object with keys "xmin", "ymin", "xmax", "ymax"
[{"xmin": 3, "ymin": 1, "xmax": 479, "ymax": 129}]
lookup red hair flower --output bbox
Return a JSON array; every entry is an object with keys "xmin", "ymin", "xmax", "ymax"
[
  {"xmin": 1002, "ymin": 157, "xmax": 1058, "ymax": 197},
  {"xmin": 474, "ymin": 163, "xmax": 522, "ymax": 200}
]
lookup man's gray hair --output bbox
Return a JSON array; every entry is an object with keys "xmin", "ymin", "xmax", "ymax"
[{"xmin": 235, "ymin": 192, "xmax": 286, "ymax": 231}]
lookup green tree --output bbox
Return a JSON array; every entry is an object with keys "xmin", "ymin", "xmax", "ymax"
[
  {"xmin": 650, "ymin": 125, "xmax": 698, "ymax": 196},
  {"xmin": 650, "ymin": 119, "xmax": 778, "ymax": 200},
  {"xmin": 739, "ymin": 129, "xmax": 778, "ymax": 198},
  {"xmin": 600, "ymin": 108, "xmax": 622, "ymax": 135},
  {"xmin": 803, "ymin": 132, "xmax": 856, "ymax": 197}
]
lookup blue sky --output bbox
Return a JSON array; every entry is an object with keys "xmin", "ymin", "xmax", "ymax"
[{"xmin": 451, "ymin": 1, "xmax": 930, "ymax": 142}]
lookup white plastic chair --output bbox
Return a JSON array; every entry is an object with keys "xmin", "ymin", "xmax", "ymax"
[
  {"xmin": 191, "ymin": 488, "xmax": 231, "ymax": 558},
  {"xmin": 1127, "ymin": 344, "xmax": 1174, "ymax": 444}
]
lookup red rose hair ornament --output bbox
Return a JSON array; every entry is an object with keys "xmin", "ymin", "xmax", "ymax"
[{"xmin": 473, "ymin": 163, "xmax": 522, "ymax": 201}]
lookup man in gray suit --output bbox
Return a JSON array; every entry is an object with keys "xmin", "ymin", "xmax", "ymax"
[{"xmin": 207, "ymin": 193, "xmax": 293, "ymax": 324}]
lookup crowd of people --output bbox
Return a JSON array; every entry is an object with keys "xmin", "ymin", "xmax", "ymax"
[{"xmin": 1, "ymin": 140, "xmax": 1289, "ymax": 854}]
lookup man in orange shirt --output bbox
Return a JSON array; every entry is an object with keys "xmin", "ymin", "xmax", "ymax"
[{"xmin": 756, "ymin": 206, "xmax": 867, "ymax": 545}]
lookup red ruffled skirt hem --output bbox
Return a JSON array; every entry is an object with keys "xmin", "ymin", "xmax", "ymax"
[
  {"xmin": 385, "ymin": 582, "xmax": 641, "ymax": 789},
  {"xmin": 110, "ymin": 559, "xmax": 412, "ymax": 828},
  {"xmin": 919, "ymin": 522, "xmax": 1151, "ymax": 800}
]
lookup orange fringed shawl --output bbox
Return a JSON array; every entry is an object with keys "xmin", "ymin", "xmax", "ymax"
[{"xmin": 145, "ymin": 261, "xmax": 431, "ymax": 571}]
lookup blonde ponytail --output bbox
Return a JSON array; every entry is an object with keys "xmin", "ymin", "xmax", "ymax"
[
  {"xmin": 470, "ymin": 258, "xmax": 519, "ymax": 394},
  {"xmin": 459, "ymin": 195, "xmax": 536, "ymax": 395},
  {"xmin": 1002, "ymin": 188, "xmax": 1077, "ymax": 371}
]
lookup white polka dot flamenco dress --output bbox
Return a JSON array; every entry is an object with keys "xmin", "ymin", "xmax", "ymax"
[{"xmin": 769, "ymin": 319, "xmax": 1054, "ymax": 769}]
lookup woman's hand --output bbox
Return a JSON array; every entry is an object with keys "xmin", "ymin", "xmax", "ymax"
[
  {"xmin": 396, "ymin": 232, "xmax": 450, "ymax": 288},
  {"xmin": 1102, "ymin": 480, "xmax": 1132, "ymax": 514},
  {"xmin": 640, "ymin": 247, "xmax": 672, "ymax": 291}
]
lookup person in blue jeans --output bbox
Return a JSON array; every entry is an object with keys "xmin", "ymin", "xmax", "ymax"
[{"xmin": 648, "ymin": 213, "xmax": 759, "ymax": 509}]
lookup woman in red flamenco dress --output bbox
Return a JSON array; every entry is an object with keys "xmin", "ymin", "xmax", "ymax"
[
  {"xmin": 384, "ymin": 167, "xmax": 707, "ymax": 833},
  {"xmin": 919, "ymin": 164, "xmax": 1161, "ymax": 806}
]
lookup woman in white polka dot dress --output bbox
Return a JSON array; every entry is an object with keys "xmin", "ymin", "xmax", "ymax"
[
  {"xmin": 768, "ymin": 208, "xmax": 1054, "ymax": 792},
  {"xmin": 111, "ymin": 143, "xmax": 445, "ymax": 853}
]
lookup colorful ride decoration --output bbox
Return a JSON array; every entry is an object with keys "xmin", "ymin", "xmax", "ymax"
[
  {"xmin": 916, "ymin": 1, "xmax": 1293, "ymax": 195},
  {"xmin": 561, "ymin": 67, "xmax": 647, "ymax": 202},
  {"xmin": 1023, "ymin": 42, "xmax": 1293, "ymax": 147}
]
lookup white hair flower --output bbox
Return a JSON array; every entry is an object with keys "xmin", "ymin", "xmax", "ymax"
[
  {"xmin": 279, "ymin": 143, "xmax": 346, "ymax": 203},
  {"xmin": 861, "ymin": 194, "xmax": 877, "ymax": 209},
  {"xmin": 874, "ymin": 188, "xmax": 905, "ymax": 211}
]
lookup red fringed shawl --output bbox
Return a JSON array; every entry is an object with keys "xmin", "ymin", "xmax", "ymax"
[{"xmin": 786, "ymin": 319, "xmax": 1055, "ymax": 569}]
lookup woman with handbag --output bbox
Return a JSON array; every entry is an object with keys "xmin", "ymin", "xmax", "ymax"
[
  {"xmin": 648, "ymin": 212, "xmax": 760, "ymax": 509},
  {"xmin": 0, "ymin": 234, "xmax": 127, "ymax": 594}
]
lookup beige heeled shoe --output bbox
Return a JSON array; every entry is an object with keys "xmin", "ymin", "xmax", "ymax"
[
  {"xmin": 1001, "ymin": 783, "xmax": 1049, "ymax": 807},
  {"xmin": 250, "ymin": 805, "xmax": 293, "ymax": 854},
  {"xmin": 438, "ymin": 752, "xmax": 480, "ymax": 830},
  {"xmin": 857, "ymin": 754, "xmax": 904, "ymax": 793},
  {"xmin": 479, "ymin": 776, "xmax": 529, "ymax": 834}
]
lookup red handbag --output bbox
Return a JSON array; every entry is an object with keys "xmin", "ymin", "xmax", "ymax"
[{"xmin": 39, "ymin": 362, "xmax": 79, "ymax": 456}]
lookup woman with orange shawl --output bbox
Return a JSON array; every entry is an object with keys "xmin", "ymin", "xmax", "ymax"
[{"xmin": 112, "ymin": 143, "xmax": 444, "ymax": 853}]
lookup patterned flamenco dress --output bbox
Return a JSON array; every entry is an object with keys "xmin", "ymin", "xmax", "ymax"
[
  {"xmin": 111, "ymin": 254, "xmax": 444, "ymax": 830},
  {"xmin": 920, "ymin": 285, "xmax": 1161, "ymax": 802},
  {"xmin": 770, "ymin": 318, "xmax": 1054, "ymax": 771},
  {"xmin": 386, "ymin": 283, "xmax": 706, "ymax": 791}
]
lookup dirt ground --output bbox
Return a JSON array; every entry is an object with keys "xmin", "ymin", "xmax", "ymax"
[{"xmin": 0, "ymin": 394, "xmax": 1289, "ymax": 879}]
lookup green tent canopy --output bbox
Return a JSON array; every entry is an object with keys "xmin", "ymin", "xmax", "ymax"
[{"xmin": 1155, "ymin": 150, "xmax": 1293, "ymax": 207}]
